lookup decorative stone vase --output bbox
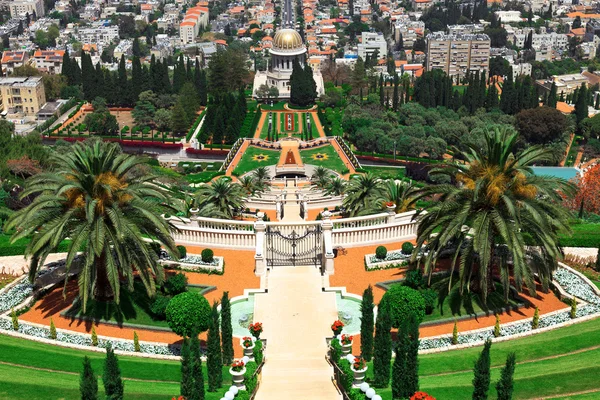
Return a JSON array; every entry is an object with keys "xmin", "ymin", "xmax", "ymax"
[
  {"xmin": 351, "ymin": 366, "xmax": 368, "ymax": 387},
  {"xmin": 341, "ymin": 342, "xmax": 352, "ymax": 356},
  {"xmin": 229, "ymin": 367, "xmax": 246, "ymax": 388},
  {"xmin": 243, "ymin": 342, "xmax": 255, "ymax": 358}
]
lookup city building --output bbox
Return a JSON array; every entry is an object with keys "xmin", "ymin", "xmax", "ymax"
[
  {"xmin": 426, "ymin": 32, "xmax": 491, "ymax": 79},
  {"xmin": 357, "ymin": 32, "xmax": 388, "ymax": 60},
  {"xmin": 0, "ymin": 76, "xmax": 46, "ymax": 116},
  {"xmin": 394, "ymin": 20, "xmax": 424, "ymax": 49},
  {"xmin": 8, "ymin": 0, "xmax": 44, "ymax": 18},
  {"xmin": 32, "ymin": 50, "xmax": 65, "ymax": 74},
  {"xmin": 253, "ymin": 28, "xmax": 324, "ymax": 99},
  {"xmin": 448, "ymin": 24, "xmax": 485, "ymax": 35},
  {"xmin": 76, "ymin": 23, "xmax": 119, "ymax": 46},
  {"xmin": 179, "ymin": 4, "xmax": 209, "ymax": 44},
  {"xmin": 494, "ymin": 10, "xmax": 522, "ymax": 23},
  {"xmin": 1, "ymin": 51, "xmax": 30, "ymax": 74}
]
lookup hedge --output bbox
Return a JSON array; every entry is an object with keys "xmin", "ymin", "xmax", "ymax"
[
  {"xmin": 46, "ymin": 137, "xmax": 183, "ymax": 149},
  {"xmin": 185, "ymin": 148, "xmax": 228, "ymax": 156},
  {"xmin": 239, "ymin": 105, "xmax": 261, "ymax": 138},
  {"xmin": 0, "ymin": 240, "xmax": 71, "ymax": 256},
  {"xmin": 186, "ymin": 110, "xmax": 206, "ymax": 142},
  {"xmin": 354, "ymin": 152, "xmax": 442, "ymax": 164}
]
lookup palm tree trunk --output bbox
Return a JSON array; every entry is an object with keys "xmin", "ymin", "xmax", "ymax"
[{"xmin": 93, "ymin": 253, "xmax": 115, "ymax": 302}]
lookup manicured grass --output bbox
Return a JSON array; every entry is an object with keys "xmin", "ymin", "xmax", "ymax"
[
  {"xmin": 300, "ymin": 145, "xmax": 347, "ymax": 173},
  {"xmin": 232, "ymin": 146, "xmax": 280, "ymax": 176},
  {"xmin": 360, "ymin": 166, "xmax": 406, "ymax": 180},
  {"xmin": 0, "ymin": 334, "xmax": 232, "ymax": 399},
  {"xmin": 367, "ymin": 316, "xmax": 600, "ymax": 399},
  {"xmin": 559, "ymin": 221, "xmax": 600, "ymax": 247},
  {"xmin": 259, "ymin": 112, "xmax": 276, "ymax": 139},
  {"xmin": 422, "ymin": 280, "xmax": 521, "ymax": 323},
  {"xmin": 64, "ymin": 281, "xmax": 170, "ymax": 329}
]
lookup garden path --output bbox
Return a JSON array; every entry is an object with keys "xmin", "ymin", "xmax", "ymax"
[
  {"xmin": 225, "ymin": 139, "xmax": 250, "ymax": 178},
  {"xmin": 253, "ymin": 266, "xmax": 340, "ymax": 400},
  {"xmin": 277, "ymin": 141, "xmax": 303, "ymax": 167},
  {"xmin": 329, "ymin": 139, "xmax": 356, "ymax": 176}
]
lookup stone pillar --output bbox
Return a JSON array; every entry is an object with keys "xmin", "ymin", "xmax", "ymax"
[
  {"xmin": 386, "ymin": 203, "xmax": 396, "ymax": 224},
  {"xmin": 321, "ymin": 211, "xmax": 335, "ymax": 275},
  {"xmin": 254, "ymin": 212, "xmax": 267, "ymax": 276}
]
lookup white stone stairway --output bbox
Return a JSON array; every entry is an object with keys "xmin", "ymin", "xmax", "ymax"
[{"xmin": 253, "ymin": 267, "xmax": 341, "ymax": 400}]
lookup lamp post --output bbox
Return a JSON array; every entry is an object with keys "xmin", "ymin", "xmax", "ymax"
[{"xmin": 393, "ymin": 140, "xmax": 396, "ymax": 161}]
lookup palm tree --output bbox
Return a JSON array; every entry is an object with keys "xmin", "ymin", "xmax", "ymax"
[
  {"xmin": 379, "ymin": 179, "xmax": 419, "ymax": 213},
  {"xmin": 239, "ymin": 175, "xmax": 259, "ymax": 197},
  {"xmin": 342, "ymin": 174, "xmax": 385, "ymax": 217},
  {"xmin": 195, "ymin": 177, "xmax": 246, "ymax": 219},
  {"xmin": 324, "ymin": 177, "xmax": 347, "ymax": 197},
  {"xmin": 311, "ymin": 166, "xmax": 331, "ymax": 189},
  {"xmin": 6, "ymin": 141, "xmax": 178, "ymax": 310},
  {"xmin": 253, "ymin": 166, "xmax": 271, "ymax": 188},
  {"xmin": 413, "ymin": 127, "xmax": 576, "ymax": 302}
]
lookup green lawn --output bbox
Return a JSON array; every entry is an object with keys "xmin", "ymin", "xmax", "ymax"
[
  {"xmin": 368, "ymin": 316, "xmax": 600, "ymax": 400},
  {"xmin": 300, "ymin": 145, "xmax": 347, "ymax": 173},
  {"xmin": 232, "ymin": 146, "xmax": 280, "ymax": 176},
  {"xmin": 259, "ymin": 112, "xmax": 277, "ymax": 139},
  {"xmin": 63, "ymin": 281, "xmax": 170, "ymax": 329},
  {"xmin": 0, "ymin": 335, "xmax": 232, "ymax": 400},
  {"xmin": 559, "ymin": 221, "xmax": 600, "ymax": 247},
  {"xmin": 359, "ymin": 166, "xmax": 406, "ymax": 180},
  {"xmin": 422, "ymin": 280, "xmax": 521, "ymax": 323}
]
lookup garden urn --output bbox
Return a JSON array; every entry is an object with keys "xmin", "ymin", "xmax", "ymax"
[
  {"xmin": 351, "ymin": 365, "xmax": 368, "ymax": 387},
  {"xmin": 229, "ymin": 367, "xmax": 246, "ymax": 388}
]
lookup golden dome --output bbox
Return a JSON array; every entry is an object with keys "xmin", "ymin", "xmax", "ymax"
[{"xmin": 272, "ymin": 29, "xmax": 304, "ymax": 51}]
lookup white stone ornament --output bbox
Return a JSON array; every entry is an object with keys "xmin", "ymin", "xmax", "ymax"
[
  {"xmin": 373, "ymin": 396, "xmax": 382, "ymax": 400},
  {"xmin": 242, "ymin": 356, "xmax": 250, "ymax": 364},
  {"xmin": 360, "ymin": 382, "xmax": 370, "ymax": 392},
  {"xmin": 224, "ymin": 391, "xmax": 235, "ymax": 400},
  {"xmin": 346, "ymin": 354, "xmax": 355, "ymax": 363},
  {"xmin": 366, "ymin": 388, "xmax": 376, "ymax": 398},
  {"xmin": 229, "ymin": 386, "xmax": 239, "ymax": 394}
]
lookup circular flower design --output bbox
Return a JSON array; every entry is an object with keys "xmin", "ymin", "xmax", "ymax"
[
  {"xmin": 252, "ymin": 154, "xmax": 270, "ymax": 162},
  {"xmin": 312, "ymin": 153, "xmax": 328, "ymax": 161}
]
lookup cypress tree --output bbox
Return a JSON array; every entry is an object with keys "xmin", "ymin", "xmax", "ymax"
[
  {"xmin": 131, "ymin": 56, "xmax": 143, "ymax": 103},
  {"xmin": 199, "ymin": 70, "xmax": 208, "ymax": 106},
  {"xmin": 103, "ymin": 343, "xmax": 124, "ymax": 400},
  {"xmin": 180, "ymin": 338, "xmax": 193, "ymax": 398},
  {"xmin": 173, "ymin": 54, "xmax": 186, "ymax": 93},
  {"xmin": 391, "ymin": 337, "xmax": 407, "ymax": 400},
  {"xmin": 486, "ymin": 84, "xmax": 499, "ymax": 110},
  {"xmin": 379, "ymin": 74, "xmax": 384, "ymax": 107},
  {"xmin": 406, "ymin": 317, "xmax": 420, "ymax": 396},
  {"xmin": 221, "ymin": 291, "xmax": 234, "ymax": 365},
  {"xmin": 499, "ymin": 69, "xmax": 514, "ymax": 114},
  {"xmin": 360, "ymin": 285, "xmax": 375, "ymax": 361},
  {"xmin": 117, "ymin": 55, "xmax": 129, "ymax": 106},
  {"xmin": 472, "ymin": 339, "xmax": 492, "ymax": 400},
  {"xmin": 575, "ymin": 83, "xmax": 588, "ymax": 131},
  {"xmin": 495, "ymin": 352, "xmax": 516, "ymax": 400},
  {"xmin": 372, "ymin": 299, "xmax": 392, "ymax": 388},
  {"xmin": 194, "ymin": 59, "xmax": 202, "ymax": 93},
  {"xmin": 80, "ymin": 356, "xmax": 98, "ymax": 400},
  {"xmin": 132, "ymin": 37, "xmax": 142, "ymax": 57},
  {"xmin": 61, "ymin": 49, "xmax": 73, "ymax": 85},
  {"xmin": 547, "ymin": 82, "xmax": 558, "ymax": 108},
  {"xmin": 393, "ymin": 74, "xmax": 400, "ymax": 111},
  {"xmin": 207, "ymin": 302, "xmax": 223, "ymax": 391},
  {"xmin": 189, "ymin": 331, "xmax": 205, "ymax": 400}
]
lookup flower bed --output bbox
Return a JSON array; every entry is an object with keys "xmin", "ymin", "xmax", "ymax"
[
  {"xmin": 0, "ymin": 283, "xmax": 33, "ymax": 314},
  {"xmin": 160, "ymin": 254, "xmax": 224, "ymax": 273},
  {"xmin": 365, "ymin": 250, "xmax": 414, "ymax": 270}
]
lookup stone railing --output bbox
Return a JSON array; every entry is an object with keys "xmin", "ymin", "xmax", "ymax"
[
  {"xmin": 331, "ymin": 212, "xmax": 390, "ymax": 229},
  {"xmin": 171, "ymin": 224, "xmax": 255, "ymax": 249}
]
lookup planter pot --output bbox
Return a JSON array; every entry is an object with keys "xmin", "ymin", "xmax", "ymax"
[
  {"xmin": 351, "ymin": 366, "xmax": 368, "ymax": 387},
  {"xmin": 229, "ymin": 367, "xmax": 246, "ymax": 388},
  {"xmin": 341, "ymin": 342, "xmax": 352, "ymax": 356},
  {"xmin": 243, "ymin": 343, "xmax": 255, "ymax": 358}
]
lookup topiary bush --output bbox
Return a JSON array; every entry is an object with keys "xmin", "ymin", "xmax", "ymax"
[
  {"xmin": 201, "ymin": 248, "xmax": 214, "ymax": 263},
  {"xmin": 401, "ymin": 242, "xmax": 414, "ymax": 255},
  {"xmin": 177, "ymin": 245, "xmax": 187, "ymax": 259},
  {"xmin": 166, "ymin": 292, "xmax": 212, "ymax": 336},
  {"xmin": 421, "ymin": 289, "xmax": 438, "ymax": 315},
  {"xmin": 165, "ymin": 272, "xmax": 188, "ymax": 295},
  {"xmin": 380, "ymin": 285, "xmax": 426, "ymax": 328},
  {"xmin": 403, "ymin": 269, "xmax": 423, "ymax": 289},
  {"xmin": 150, "ymin": 295, "xmax": 170, "ymax": 319},
  {"xmin": 375, "ymin": 246, "xmax": 388, "ymax": 260}
]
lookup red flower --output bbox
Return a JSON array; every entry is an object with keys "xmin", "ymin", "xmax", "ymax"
[
  {"xmin": 231, "ymin": 360, "xmax": 245, "ymax": 372},
  {"xmin": 249, "ymin": 322, "xmax": 263, "ymax": 337},
  {"xmin": 410, "ymin": 392, "xmax": 436, "ymax": 400},
  {"xmin": 341, "ymin": 334, "xmax": 353, "ymax": 345},
  {"xmin": 242, "ymin": 336, "xmax": 254, "ymax": 348},
  {"xmin": 331, "ymin": 320, "xmax": 344, "ymax": 333},
  {"xmin": 352, "ymin": 357, "xmax": 366, "ymax": 370}
]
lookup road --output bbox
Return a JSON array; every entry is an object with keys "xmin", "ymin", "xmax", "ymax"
[{"xmin": 282, "ymin": 0, "xmax": 293, "ymax": 27}]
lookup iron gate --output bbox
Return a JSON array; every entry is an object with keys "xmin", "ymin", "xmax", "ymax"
[{"xmin": 266, "ymin": 225, "xmax": 322, "ymax": 267}]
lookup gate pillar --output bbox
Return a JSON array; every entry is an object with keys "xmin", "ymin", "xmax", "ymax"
[
  {"xmin": 254, "ymin": 212, "xmax": 267, "ymax": 276},
  {"xmin": 321, "ymin": 211, "xmax": 335, "ymax": 274}
]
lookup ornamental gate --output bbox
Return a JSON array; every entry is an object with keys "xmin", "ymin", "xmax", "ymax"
[{"xmin": 266, "ymin": 225, "xmax": 322, "ymax": 267}]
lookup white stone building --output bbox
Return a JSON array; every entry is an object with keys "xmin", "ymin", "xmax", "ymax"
[{"xmin": 357, "ymin": 32, "xmax": 388, "ymax": 60}]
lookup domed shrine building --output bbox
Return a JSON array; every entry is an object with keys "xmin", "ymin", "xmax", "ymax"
[{"xmin": 253, "ymin": 28, "xmax": 324, "ymax": 100}]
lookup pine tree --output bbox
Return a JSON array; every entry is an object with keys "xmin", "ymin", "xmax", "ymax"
[
  {"xmin": 189, "ymin": 331, "xmax": 205, "ymax": 400},
  {"xmin": 373, "ymin": 299, "xmax": 392, "ymax": 388},
  {"xmin": 221, "ymin": 291, "xmax": 234, "ymax": 365},
  {"xmin": 80, "ymin": 356, "xmax": 98, "ymax": 400},
  {"xmin": 472, "ymin": 339, "xmax": 492, "ymax": 400},
  {"xmin": 207, "ymin": 302, "xmax": 223, "ymax": 391},
  {"xmin": 171, "ymin": 100, "xmax": 189, "ymax": 134},
  {"xmin": 360, "ymin": 285, "xmax": 375, "ymax": 361},
  {"xmin": 103, "ymin": 343, "xmax": 124, "ymax": 400},
  {"xmin": 495, "ymin": 353, "xmax": 516, "ymax": 400},
  {"xmin": 180, "ymin": 338, "xmax": 193, "ymax": 398}
]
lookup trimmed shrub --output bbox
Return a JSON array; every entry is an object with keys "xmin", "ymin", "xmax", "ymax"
[
  {"xmin": 150, "ymin": 295, "xmax": 170, "ymax": 319},
  {"xmin": 11, "ymin": 308, "xmax": 18, "ymax": 331},
  {"xmin": 421, "ymin": 289, "xmax": 437, "ymax": 315},
  {"xmin": 103, "ymin": 343, "xmax": 124, "ymax": 400},
  {"xmin": 375, "ymin": 246, "xmax": 388, "ymax": 260},
  {"xmin": 401, "ymin": 242, "xmax": 414, "ymax": 255},
  {"xmin": 452, "ymin": 321, "xmax": 458, "ymax": 345},
  {"xmin": 532, "ymin": 307, "xmax": 539, "ymax": 329},
  {"xmin": 165, "ymin": 272, "xmax": 188, "ymax": 295},
  {"xmin": 49, "ymin": 318, "xmax": 57, "ymax": 339},
  {"xmin": 338, "ymin": 359, "xmax": 354, "ymax": 394},
  {"xmin": 330, "ymin": 338, "xmax": 342, "ymax": 360},
  {"xmin": 201, "ymin": 248, "xmax": 214, "ymax": 263},
  {"xmin": 494, "ymin": 314, "xmax": 501, "ymax": 337},
  {"xmin": 177, "ymin": 245, "xmax": 187, "ymax": 259},
  {"xmin": 166, "ymin": 292, "xmax": 212, "ymax": 336},
  {"xmin": 244, "ymin": 361, "xmax": 259, "ymax": 394},
  {"xmin": 403, "ymin": 269, "xmax": 423, "ymax": 289},
  {"xmin": 91, "ymin": 326, "xmax": 98, "ymax": 346},
  {"xmin": 571, "ymin": 297, "xmax": 577, "ymax": 319},
  {"xmin": 133, "ymin": 331, "xmax": 140, "ymax": 352},
  {"xmin": 381, "ymin": 285, "xmax": 426, "ymax": 328},
  {"xmin": 253, "ymin": 339, "xmax": 264, "ymax": 364},
  {"xmin": 80, "ymin": 356, "xmax": 98, "ymax": 399}
]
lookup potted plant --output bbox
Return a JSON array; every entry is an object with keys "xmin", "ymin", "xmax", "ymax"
[
  {"xmin": 340, "ymin": 334, "xmax": 353, "ymax": 355},
  {"xmin": 229, "ymin": 360, "xmax": 246, "ymax": 387},
  {"xmin": 242, "ymin": 336, "xmax": 255, "ymax": 357},
  {"xmin": 331, "ymin": 320, "xmax": 344, "ymax": 336},
  {"xmin": 351, "ymin": 357, "xmax": 368, "ymax": 386},
  {"xmin": 249, "ymin": 322, "xmax": 263, "ymax": 339}
]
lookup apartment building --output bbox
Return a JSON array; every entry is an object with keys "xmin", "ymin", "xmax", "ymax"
[
  {"xmin": 9, "ymin": 0, "xmax": 44, "ymax": 18},
  {"xmin": 0, "ymin": 76, "xmax": 46, "ymax": 116},
  {"xmin": 448, "ymin": 24, "xmax": 485, "ymax": 35},
  {"xmin": 32, "ymin": 50, "xmax": 65, "ymax": 74},
  {"xmin": 179, "ymin": 4, "xmax": 209, "ymax": 44},
  {"xmin": 394, "ymin": 20, "xmax": 424, "ymax": 49},
  {"xmin": 76, "ymin": 24, "xmax": 119, "ymax": 45},
  {"xmin": 1, "ymin": 51, "xmax": 30, "ymax": 75},
  {"xmin": 512, "ymin": 31, "xmax": 568, "ymax": 51},
  {"xmin": 426, "ymin": 32, "xmax": 491, "ymax": 79},
  {"xmin": 357, "ymin": 32, "xmax": 388, "ymax": 60}
]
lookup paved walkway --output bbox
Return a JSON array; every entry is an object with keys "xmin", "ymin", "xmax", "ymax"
[
  {"xmin": 277, "ymin": 141, "xmax": 304, "ymax": 167},
  {"xmin": 281, "ymin": 180, "xmax": 303, "ymax": 222},
  {"xmin": 225, "ymin": 139, "xmax": 249, "ymax": 177},
  {"xmin": 329, "ymin": 138, "xmax": 356, "ymax": 175},
  {"xmin": 253, "ymin": 267, "xmax": 339, "ymax": 400}
]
